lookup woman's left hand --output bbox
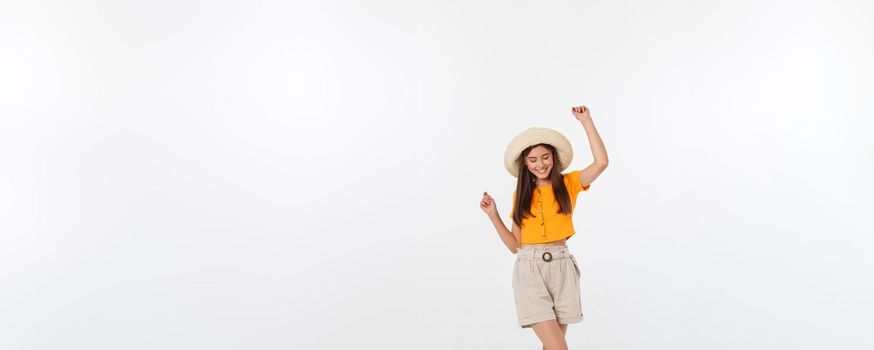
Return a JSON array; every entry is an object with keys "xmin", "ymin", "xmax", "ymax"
[{"xmin": 571, "ymin": 105, "xmax": 590, "ymax": 121}]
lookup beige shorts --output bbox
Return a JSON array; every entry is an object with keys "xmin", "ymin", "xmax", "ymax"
[{"xmin": 512, "ymin": 245, "xmax": 583, "ymax": 328}]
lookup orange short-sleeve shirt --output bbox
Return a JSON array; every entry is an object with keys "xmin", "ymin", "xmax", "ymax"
[{"xmin": 511, "ymin": 170, "xmax": 590, "ymax": 244}]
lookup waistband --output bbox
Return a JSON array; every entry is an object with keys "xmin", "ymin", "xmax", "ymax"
[{"xmin": 516, "ymin": 245, "xmax": 570, "ymax": 261}]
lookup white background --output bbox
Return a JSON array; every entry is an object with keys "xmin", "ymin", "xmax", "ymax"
[{"xmin": 2, "ymin": 0, "xmax": 873, "ymax": 349}]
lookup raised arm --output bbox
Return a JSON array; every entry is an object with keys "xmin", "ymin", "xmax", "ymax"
[
  {"xmin": 571, "ymin": 105, "xmax": 609, "ymax": 187},
  {"xmin": 480, "ymin": 191, "xmax": 521, "ymax": 254}
]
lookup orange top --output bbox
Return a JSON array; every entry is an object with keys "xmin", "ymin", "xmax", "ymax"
[{"xmin": 511, "ymin": 170, "xmax": 590, "ymax": 244}]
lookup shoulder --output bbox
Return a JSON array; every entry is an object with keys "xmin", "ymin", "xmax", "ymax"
[{"xmin": 562, "ymin": 170, "xmax": 581, "ymax": 185}]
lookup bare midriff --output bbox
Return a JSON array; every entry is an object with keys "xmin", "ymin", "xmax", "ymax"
[{"xmin": 521, "ymin": 238, "xmax": 567, "ymax": 247}]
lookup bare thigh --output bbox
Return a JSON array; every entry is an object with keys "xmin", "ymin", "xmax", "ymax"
[{"xmin": 531, "ymin": 319, "xmax": 568, "ymax": 350}]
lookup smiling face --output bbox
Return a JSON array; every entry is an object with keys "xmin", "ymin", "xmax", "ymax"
[{"xmin": 524, "ymin": 145, "xmax": 554, "ymax": 182}]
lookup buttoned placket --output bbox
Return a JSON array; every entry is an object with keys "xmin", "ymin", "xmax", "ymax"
[{"xmin": 537, "ymin": 188, "xmax": 546, "ymax": 240}]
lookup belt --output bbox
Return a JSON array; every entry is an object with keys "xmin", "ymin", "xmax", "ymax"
[{"xmin": 517, "ymin": 247, "xmax": 569, "ymax": 262}]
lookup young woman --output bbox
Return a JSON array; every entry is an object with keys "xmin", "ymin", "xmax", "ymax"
[{"xmin": 480, "ymin": 106, "xmax": 608, "ymax": 350}]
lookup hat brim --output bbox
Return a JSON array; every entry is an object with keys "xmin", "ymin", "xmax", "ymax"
[{"xmin": 503, "ymin": 127, "xmax": 573, "ymax": 177}]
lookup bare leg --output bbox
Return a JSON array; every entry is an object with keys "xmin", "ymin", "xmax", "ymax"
[
  {"xmin": 531, "ymin": 319, "xmax": 568, "ymax": 350},
  {"xmin": 541, "ymin": 323, "xmax": 568, "ymax": 350}
]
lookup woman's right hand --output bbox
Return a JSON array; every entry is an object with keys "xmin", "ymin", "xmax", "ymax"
[{"xmin": 480, "ymin": 191, "xmax": 497, "ymax": 216}]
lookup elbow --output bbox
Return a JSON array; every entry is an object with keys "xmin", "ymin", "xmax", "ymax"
[{"xmin": 595, "ymin": 160, "xmax": 608, "ymax": 169}]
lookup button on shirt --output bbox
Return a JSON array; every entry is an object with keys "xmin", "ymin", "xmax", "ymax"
[{"xmin": 511, "ymin": 170, "xmax": 590, "ymax": 244}]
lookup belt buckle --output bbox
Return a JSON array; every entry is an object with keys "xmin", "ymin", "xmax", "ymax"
[{"xmin": 541, "ymin": 252, "xmax": 553, "ymax": 262}]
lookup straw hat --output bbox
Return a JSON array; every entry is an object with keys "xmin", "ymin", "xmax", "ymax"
[{"xmin": 503, "ymin": 127, "xmax": 574, "ymax": 177}]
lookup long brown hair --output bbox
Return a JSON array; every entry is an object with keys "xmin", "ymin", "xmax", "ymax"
[{"xmin": 512, "ymin": 143, "xmax": 572, "ymax": 227}]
